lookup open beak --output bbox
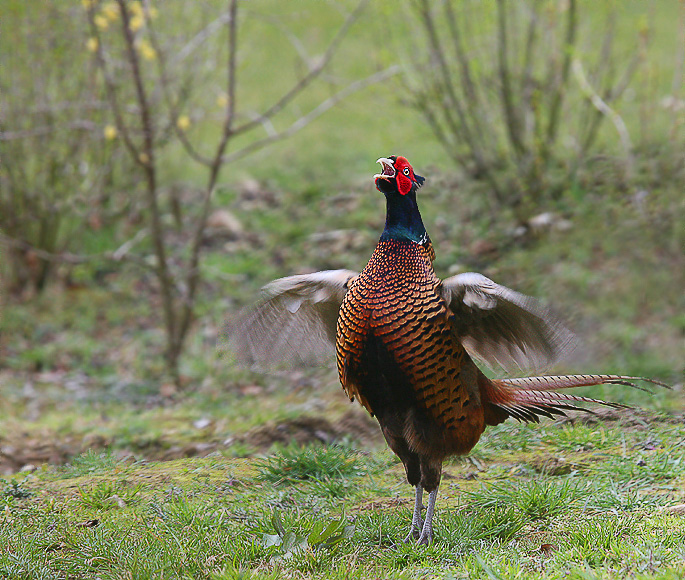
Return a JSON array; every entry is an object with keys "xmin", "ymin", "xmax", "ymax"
[{"xmin": 374, "ymin": 157, "xmax": 396, "ymax": 181}]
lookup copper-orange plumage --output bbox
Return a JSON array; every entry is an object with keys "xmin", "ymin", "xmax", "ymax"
[{"xmin": 233, "ymin": 155, "xmax": 666, "ymax": 544}]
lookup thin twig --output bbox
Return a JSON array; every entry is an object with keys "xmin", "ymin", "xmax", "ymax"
[
  {"xmin": 573, "ymin": 57, "xmax": 634, "ymax": 176},
  {"xmin": 220, "ymin": 66, "xmax": 401, "ymax": 166},
  {"xmin": 520, "ymin": 0, "xmax": 542, "ymax": 137},
  {"xmin": 175, "ymin": 0, "xmax": 240, "ymax": 351},
  {"xmin": 496, "ymin": 0, "xmax": 526, "ymax": 158},
  {"xmin": 416, "ymin": 0, "xmax": 495, "ymax": 190},
  {"xmin": 0, "ymin": 230, "xmax": 153, "ymax": 271},
  {"xmin": 443, "ymin": 0, "xmax": 491, "ymax": 153},
  {"xmin": 545, "ymin": 0, "xmax": 577, "ymax": 150},
  {"xmin": 0, "ymin": 121, "xmax": 99, "ymax": 141},
  {"xmin": 671, "ymin": 0, "xmax": 685, "ymax": 142},
  {"xmin": 169, "ymin": 11, "xmax": 232, "ymax": 67},
  {"xmin": 86, "ymin": 6, "xmax": 140, "ymax": 162},
  {"xmin": 230, "ymin": 0, "xmax": 370, "ymax": 138},
  {"xmin": 145, "ymin": 4, "xmax": 214, "ymax": 167},
  {"xmin": 117, "ymin": 0, "xmax": 178, "ymax": 365}
]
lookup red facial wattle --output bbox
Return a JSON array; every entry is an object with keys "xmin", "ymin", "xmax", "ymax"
[
  {"xmin": 374, "ymin": 155, "xmax": 418, "ymax": 196},
  {"xmin": 394, "ymin": 157, "xmax": 415, "ymax": 196}
]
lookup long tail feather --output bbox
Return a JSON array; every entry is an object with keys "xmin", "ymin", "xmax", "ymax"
[
  {"xmin": 480, "ymin": 373, "xmax": 666, "ymax": 425},
  {"xmin": 498, "ymin": 374, "xmax": 670, "ymax": 393}
]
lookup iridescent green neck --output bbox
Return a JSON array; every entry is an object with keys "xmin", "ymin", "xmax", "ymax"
[{"xmin": 380, "ymin": 192, "xmax": 427, "ymax": 243}]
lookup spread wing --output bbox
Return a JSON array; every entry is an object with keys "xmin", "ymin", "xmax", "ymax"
[
  {"xmin": 440, "ymin": 272, "xmax": 575, "ymax": 373},
  {"xmin": 227, "ymin": 269, "xmax": 358, "ymax": 368}
]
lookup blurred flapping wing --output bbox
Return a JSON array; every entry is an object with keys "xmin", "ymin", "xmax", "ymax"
[
  {"xmin": 229, "ymin": 269, "xmax": 358, "ymax": 368},
  {"xmin": 440, "ymin": 272, "xmax": 575, "ymax": 373}
]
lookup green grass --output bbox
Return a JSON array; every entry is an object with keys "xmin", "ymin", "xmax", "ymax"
[
  {"xmin": 256, "ymin": 444, "xmax": 368, "ymax": 485},
  {"xmin": 2, "ymin": 417, "xmax": 685, "ymax": 578}
]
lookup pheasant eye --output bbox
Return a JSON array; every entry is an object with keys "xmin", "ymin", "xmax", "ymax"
[{"xmin": 403, "ymin": 168, "xmax": 410, "ymax": 176}]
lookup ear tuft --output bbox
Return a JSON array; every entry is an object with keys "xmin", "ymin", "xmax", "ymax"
[{"xmin": 415, "ymin": 174, "xmax": 425, "ymax": 187}]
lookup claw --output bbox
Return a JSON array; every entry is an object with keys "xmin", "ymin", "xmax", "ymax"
[
  {"xmin": 402, "ymin": 517, "xmax": 424, "ymax": 543},
  {"xmin": 416, "ymin": 527, "xmax": 433, "ymax": 545}
]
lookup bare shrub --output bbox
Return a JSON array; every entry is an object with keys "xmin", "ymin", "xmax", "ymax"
[
  {"xmin": 0, "ymin": 2, "xmax": 137, "ymax": 296},
  {"xmin": 406, "ymin": 0, "xmax": 644, "ymax": 219}
]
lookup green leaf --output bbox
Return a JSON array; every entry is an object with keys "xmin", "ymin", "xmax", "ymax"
[
  {"xmin": 307, "ymin": 520, "xmax": 326, "ymax": 544},
  {"xmin": 262, "ymin": 534, "xmax": 282, "ymax": 548},
  {"xmin": 271, "ymin": 510, "xmax": 286, "ymax": 536}
]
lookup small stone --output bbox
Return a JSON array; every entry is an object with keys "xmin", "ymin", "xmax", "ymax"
[
  {"xmin": 206, "ymin": 209, "xmax": 243, "ymax": 238},
  {"xmin": 193, "ymin": 418, "xmax": 211, "ymax": 430},
  {"xmin": 109, "ymin": 495, "xmax": 127, "ymax": 509}
]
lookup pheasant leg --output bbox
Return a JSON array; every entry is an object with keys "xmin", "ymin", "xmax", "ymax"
[
  {"xmin": 403, "ymin": 484, "xmax": 424, "ymax": 542},
  {"xmin": 416, "ymin": 488, "xmax": 438, "ymax": 545}
]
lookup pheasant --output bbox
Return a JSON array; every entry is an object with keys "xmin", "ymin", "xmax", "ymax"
[{"xmin": 232, "ymin": 155, "xmax": 666, "ymax": 545}]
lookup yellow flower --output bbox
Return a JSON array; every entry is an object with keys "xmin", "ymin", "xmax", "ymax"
[
  {"xmin": 102, "ymin": 2, "xmax": 119, "ymax": 21},
  {"xmin": 94, "ymin": 14, "xmax": 109, "ymax": 29},
  {"xmin": 129, "ymin": 14, "xmax": 144, "ymax": 32},
  {"xmin": 138, "ymin": 152, "xmax": 150, "ymax": 164},
  {"xmin": 176, "ymin": 115, "xmax": 191, "ymax": 131},
  {"xmin": 129, "ymin": 1, "xmax": 144, "ymax": 17},
  {"xmin": 138, "ymin": 40, "xmax": 156, "ymax": 61},
  {"xmin": 216, "ymin": 94, "xmax": 228, "ymax": 108},
  {"xmin": 86, "ymin": 37, "xmax": 99, "ymax": 52},
  {"xmin": 148, "ymin": 6, "xmax": 159, "ymax": 19},
  {"xmin": 81, "ymin": 0, "xmax": 95, "ymax": 9},
  {"xmin": 104, "ymin": 125, "xmax": 118, "ymax": 140}
]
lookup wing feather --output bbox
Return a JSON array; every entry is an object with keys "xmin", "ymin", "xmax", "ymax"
[
  {"xmin": 440, "ymin": 272, "xmax": 575, "ymax": 373},
  {"xmin": 227, "ymin": 269, "xmax": 358, "ymax": 368}
]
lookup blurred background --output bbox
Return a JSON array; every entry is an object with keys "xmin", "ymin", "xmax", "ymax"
[{"xmin": 0, "ymin": 0, "xmax": 683, "ymax": 473}]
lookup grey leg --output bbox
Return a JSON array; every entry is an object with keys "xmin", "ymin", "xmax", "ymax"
[
  {"xmin": 403, "ymin": 484, "xmax": 424, "ymax": 542},
  {"xmin": 416, "ymin": 488, "xmax": 438, "ymax": 545}
]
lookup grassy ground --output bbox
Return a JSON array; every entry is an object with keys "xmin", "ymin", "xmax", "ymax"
[{"xmin": 3, "ymin": 411, "xmax": 685, "ymax": 579}]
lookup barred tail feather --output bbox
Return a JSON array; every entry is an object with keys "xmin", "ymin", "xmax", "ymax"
[
  {"xmin": 479, "ymin": 373, "xmax": 668, "ymax": 425},
  {"xmin": 497, "ymin": 374, "xmax": 670, "ymax": 393}
]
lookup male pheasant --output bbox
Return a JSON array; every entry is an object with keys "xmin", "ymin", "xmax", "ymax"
[{"xmin": 233, "ymin": 155, "xmax": 665, "ymax": 544}]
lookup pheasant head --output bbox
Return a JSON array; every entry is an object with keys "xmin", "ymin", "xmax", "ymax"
[
  {"xmin": 374, "ymin": 155, "xmax": 425, "ymax": 197},
  {"xmin": 375, "ymin": 155, "xmax": 428, "ymax": 243}
]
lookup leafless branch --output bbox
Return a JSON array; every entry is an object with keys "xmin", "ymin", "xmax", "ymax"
[
  {"xmin": 442, "ymin": 1, "xmax": 494, "ymax": 157},
  {"xmin": 78, "ymin": 0, "xmax": 392, "ymax": 385},
  {"xmin": 545, "ymin": 0, "xmax": 577, "ymax": 149},
  {"xmin": 0, "ymin": 121, "xmax": 99, "ymax": 141},
  {"xmin": 230, "ymin": 0, "xmax": 369, "ymax": 138},
  {"xmin": 174, "ymin": 0, "xmax": 240, "ymax": 350},
  {"xmin": 573, "ymin": 57, "xmax": 633, "ymax": 175},
  {"xmin": 670, "ymin": 0, "xmax": 685, "ymax": 142},
  {"xmin": 169, "ymin": 12, "xmax": 232, "ymax": 67},
  {"xmin": 496, "ymin": 0, "xmax": 526, "ymax": 158},
  {"xmin": 246, "ymin": 10, "xmax": 311, "ymax": 65},
  {"xmin": 86, "ymin": 6, "xmax": 140, "ymax": 163},
  {"xmin": 415, "ymin": 0, "xmax": 493, "ymax": 183},
  {"xmin": 520, "ymin": 0, "xmax": 542, "ymax": 134},
  {"xmin": 220, "ymin": 65, "xmax": 401, "ymax": 166},
  {"xmin": 145, "ymin": 4, "xmax": 214, "ymax": 167},
  {"xmin": 0, "ymin": 230, "xmax": 153, "ymax": 271},
  {"xmin": 116, "ymin": 0, "xmax": 178, "ymax": 367}
]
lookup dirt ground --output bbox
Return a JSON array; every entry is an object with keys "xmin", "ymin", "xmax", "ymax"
[
  {"xmin": 0, "ymin": 409, "xmax": 383, "ymax": 475},
  {"xmin": 3, "ymin": 407, "xmax": 683, "ymax": 476}
]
